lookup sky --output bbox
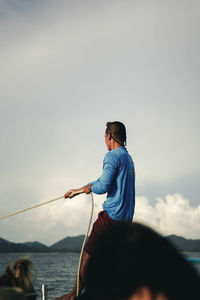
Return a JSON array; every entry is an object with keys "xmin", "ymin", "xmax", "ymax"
[{"xmin": 0, "ymin": 0, "xmax": 200, "ymax": 246}]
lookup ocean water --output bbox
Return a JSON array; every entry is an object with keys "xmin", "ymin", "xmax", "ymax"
[{"xmin": 0, "ymin": 251, "xmax": 200, "ymax": 299}]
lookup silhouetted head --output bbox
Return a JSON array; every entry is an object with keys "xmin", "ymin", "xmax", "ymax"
[{"xmin": 83, "ymin": 222, "xmax": 200, "ymax": 300}]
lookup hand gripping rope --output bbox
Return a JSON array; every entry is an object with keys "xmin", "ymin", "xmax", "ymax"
[{"xmin": 0, "ymin": 191, "xmax": 94, "ymax": 297}]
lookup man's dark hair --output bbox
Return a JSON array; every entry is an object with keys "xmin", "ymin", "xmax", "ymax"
[
  {"xmin": 79, "ymin": 222, "xmax": 200, "ymax": 300},
  {"xmin": 106, "ymin": 121, "xmax": 127, "ymax": 146}
]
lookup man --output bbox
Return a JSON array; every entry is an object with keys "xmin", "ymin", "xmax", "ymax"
[{"xmin": 57, "ymin": 121, "xmax": 135, "ymax": 300}]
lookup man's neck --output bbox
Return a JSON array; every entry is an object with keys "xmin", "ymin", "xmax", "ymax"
[{"xmin": 110, "ymin": 141, "xmax": 122, "ymax": 150}]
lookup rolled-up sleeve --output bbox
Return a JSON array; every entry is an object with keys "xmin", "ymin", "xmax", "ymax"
[{"xmin": 91, "ymin": 152, "xmax": 118, "ymax": 194}]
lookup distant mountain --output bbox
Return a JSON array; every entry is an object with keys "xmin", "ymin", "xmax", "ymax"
[
  {"xmin": 0, "ymin": 243, "xmax": 38, "ymax": 253},
  {"xmin": 50, "ymin": 235, "xmax": 85, "ymax": 252},
  {"xmin": 0, "ymin": 238, "xmax": 50, "ymax": 253},
  {"xmin": 23, "ymin": 241, "xmax": 49, "ymax": 251},
  {"xmin": 0, "ymin": 237, "xmax": 12, "ymax": 245},
  {"xmin": 0, "ymin": 235, "xmax": 86, "ymax": 253},
  {"xmin": 167, "ymin": 235, "xmax": 200, "ymax": 252},
  {"xmin": 0, "ymin": 234, "xmax": 200, "ymax": 253}
]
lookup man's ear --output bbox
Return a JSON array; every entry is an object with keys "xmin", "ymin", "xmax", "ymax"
[{"xmin": 129, "ymin": 287, "xmax": 153, "ymax": 300}]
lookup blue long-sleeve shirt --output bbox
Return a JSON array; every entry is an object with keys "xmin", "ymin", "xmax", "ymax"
[{"xmin": 90, "ymin": 147, "xmax": 135, "ymax": 222}]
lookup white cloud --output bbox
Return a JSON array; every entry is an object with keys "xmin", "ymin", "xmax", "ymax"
[
  {"xmin": 39, "ymin": 193, "xmax": 104, "ymax": 232},
  {"xmin": 31, "ymin": 192, "xmax": 200, "ymax": 243},
  {"xmin": 19, "ymin": 193, "xmax": 105, "ymax": 245},
  {"xmin": 1, "ymin": 192, "xmax": 200, "ymax": 245},
  {"xmin": 134, "ymin": 193, "xmax": 200, "ymax": 239}
]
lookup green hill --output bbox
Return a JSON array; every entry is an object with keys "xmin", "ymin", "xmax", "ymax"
[
  {"xmin": 0, "ymin": 238, "xmax": 50, "ymax": 253},
  {"xmin": 1, "ymin": 234, "xmax": 200, "ymax": 253},
  {"xmin": 50, "ymin": 235, "xmax": 85, "ymax": 252},
  {"xmin": 167, "ymin": 235, "xmax": 200, "ymax": 252}
]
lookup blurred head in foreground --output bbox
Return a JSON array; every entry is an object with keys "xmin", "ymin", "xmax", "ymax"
[
  {"xmin": 0, "ymin": 258, "xmax": 36, "ymax": 300},
  {"xmin": 79, "ymin": 222, "xmax": 200, "ymax": 300}
]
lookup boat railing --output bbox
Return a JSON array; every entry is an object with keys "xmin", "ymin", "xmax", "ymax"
[{"xmin": 26, "ymin": 284, "xmax": 57, "ymax": 300}]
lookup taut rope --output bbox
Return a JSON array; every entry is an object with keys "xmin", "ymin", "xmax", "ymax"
[{"xmin": 0, "ymin": 196, "xmax": 64, "ymax": 221}]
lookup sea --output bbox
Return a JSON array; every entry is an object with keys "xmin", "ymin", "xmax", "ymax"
[{"xmin": 0, "ymin": 251, "xmax": 200, "ymax": 300}]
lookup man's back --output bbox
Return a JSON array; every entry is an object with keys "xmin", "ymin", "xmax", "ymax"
[
  {"xmin": 91, "ymin": 146, "xmax": 135, "ymax": 221},
  {"xmin": 102, "ymin": 147, "xmax": 135, "ymax": 221}
]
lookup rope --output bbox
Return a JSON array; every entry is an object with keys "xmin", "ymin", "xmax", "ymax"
[
  {"xmin": 0, "ymin": 190, "xmax": 95, "ymax": 298},
  {"xmin": 0, "ymin": 190, "xmax": 87, "ymax": 221},
  {"xmin": 76, "ymin": 192, "xmax": 94, "ymax": 297},
  {"xmin": 0, "ymin": 196, "xmax": 64, "ymax": 221}
]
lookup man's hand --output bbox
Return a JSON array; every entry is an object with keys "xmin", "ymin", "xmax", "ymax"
[
  {"xmin": 64, "ymin": 185, "xmax": 92, "ymax": 199},
  {"xmin": 64, "ymin": 189, "xmax": 80, "ymax": 199},
  {"xmin": 83, "ymin": 184, "xmax": 92, "ymax": 194}
]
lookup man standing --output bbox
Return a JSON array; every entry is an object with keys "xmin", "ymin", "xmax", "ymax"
[{"xmin": 57, "ymin": 121, "xmax": 135, "ymax": 300}]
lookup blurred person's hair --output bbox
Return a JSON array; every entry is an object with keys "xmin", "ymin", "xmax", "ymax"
[
  {"xmin": 78, "ymin": 222, "xmax": 200, "ymax": 300},
  {"xmin": 0, "ymin": 258, "xmax": 36, "ymax": 300}
]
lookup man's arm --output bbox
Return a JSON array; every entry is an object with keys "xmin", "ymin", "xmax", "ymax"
[
  {"xmin": 64, "ymin": 184, "xmax": 92, "ymax": 199},
  {"xmin": 64, "ymin": 152, "xmax": 117, "ymax": 198},
  {"xmin": 91, "ymin": 152, "xmax": 118, "ymax": 194}
]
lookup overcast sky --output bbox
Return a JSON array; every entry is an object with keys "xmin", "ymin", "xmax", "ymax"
[{"xmin": 0, "ymin": 0, "xmax": 200, "ymax": 245}]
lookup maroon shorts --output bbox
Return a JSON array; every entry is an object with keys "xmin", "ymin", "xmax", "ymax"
[{"xmin": 84, "ymin": 210, "xmax": 121, "ymax": 255}]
